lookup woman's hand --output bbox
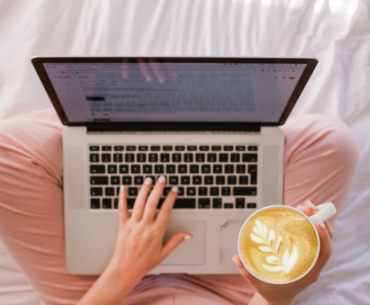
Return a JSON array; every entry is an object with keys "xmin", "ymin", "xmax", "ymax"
[
  {"xmin": 78, "ymin": 176, "xmax": 191, "ymax": 305},
  {"xmin": 233, "ymin": 200, "xmax": 333, "ymax": 305}
]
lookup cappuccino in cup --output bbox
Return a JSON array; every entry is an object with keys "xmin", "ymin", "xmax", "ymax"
[{"xmin": 238, "ymin": 203, "xmax": 336, "ymax": 284}]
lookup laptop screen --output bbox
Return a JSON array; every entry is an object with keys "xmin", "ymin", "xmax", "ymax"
[{"xmin": 41, "ymin": 60, "xmax": 310, "ymax": 124}]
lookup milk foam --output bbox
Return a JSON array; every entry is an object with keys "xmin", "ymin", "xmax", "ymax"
[{"xmin": 240, "ymin": 208, "xmax": 318, "ymax": 283}]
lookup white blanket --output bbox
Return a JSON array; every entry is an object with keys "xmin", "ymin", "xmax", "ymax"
[{"xmin": 0, "ymin": 0, "xmax": 369, "ymax": 304}]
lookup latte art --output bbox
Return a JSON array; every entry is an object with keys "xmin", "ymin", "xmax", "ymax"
[{"xmin": 240, "ymin": 208, "xmax": 318, "ymax": 283}]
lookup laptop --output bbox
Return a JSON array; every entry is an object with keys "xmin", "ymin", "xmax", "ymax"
[{"xmin": 32, "ymin": 56, "xmax": 317, "ymax": 274}]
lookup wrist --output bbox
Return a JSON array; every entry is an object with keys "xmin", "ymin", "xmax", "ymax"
[{"xmin": 249, "ymin": 292, "xmax": 295, "ymax": 305}]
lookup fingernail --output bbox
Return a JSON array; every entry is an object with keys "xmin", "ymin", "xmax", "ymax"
[
  {"xmin": 232, "ymin": 258, "xmax": 242, "ymax": 267},
  {"xmin": 307, "ymin": 199, "xmax": 317, "ymax": 210},
  {"xmin": 171, "ymin": 186, "xmax": 178, "ymax": 192},
  {"xmin": 319, "ymin": 219, "xmax": 326, "ymax": 229},
  {"xmin": 158, "ymin": 175, "xmax": 166, "ymax": 183},
  {"xmin": 144, "ymin": 177, "xmax": 152, "ymax": 185},
  {"xmin": 184, "ymin": 235, "xmax": 192, "ymax": 241},
  {"xmin": 120, "ymin": 185, "xmax": 125, "ymax": 193},
  {"xmin": 297, "ymin": 205, "xmax": 305, "ymax": 212}
]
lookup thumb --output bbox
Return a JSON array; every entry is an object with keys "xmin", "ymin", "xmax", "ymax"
[
  {"xmin": 232, "ymin": 254, "xmax": 254, "ymax": 282},
  {"xmin": 161, "ymin": 232, "xmax": 192, "ymax": 260}
]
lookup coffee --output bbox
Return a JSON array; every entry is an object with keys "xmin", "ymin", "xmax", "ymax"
[{"xmin": 240, "ymin": 207, "xmax": 318, "ymax": 283}]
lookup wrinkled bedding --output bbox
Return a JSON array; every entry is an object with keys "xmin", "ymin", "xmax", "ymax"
[{"xmin": 0, "ymin": 0, "xmax": 369, "ymax": 304}]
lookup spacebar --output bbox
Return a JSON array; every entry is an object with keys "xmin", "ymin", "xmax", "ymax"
[{"xmin": 174, "ymin": 198, "xmax": 196, "ymax": 209}]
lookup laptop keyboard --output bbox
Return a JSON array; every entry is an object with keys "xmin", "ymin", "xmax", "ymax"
[{"xmin": 89, "ymin": 145, "xmax": 258, "ymax": 210}]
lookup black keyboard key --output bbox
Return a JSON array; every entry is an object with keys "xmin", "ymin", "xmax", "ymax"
[
  {"xmin": 224, "ymin": 146, "xmax": 233, "ymax": 151},
  {"xmin": 198, "ymin": 198, "xmax": 210, "ymax": 208},
  {"xmin": 225, "ymin": 165, "xmax": 234, "ymax": 173},
  {"xmin": 154, "ymin": 165, "xmax": 164, "ymax": 174},
  {"xmin": 91, "ymin": 187, "xmax": 102, "ymax": 196},
  {"xmin": 90, "ymin": 146, "xmax": 99, "ymax": 151},
  {"xmin": 127, "ymin": 198, "xmax": 135, "ymax": 209},
  {"xmin": 127, "ymin": 146, "xmax": 136, "ymax": 151},
  {"xmin": 131, "ymin": 165, "xmax": 140, "ymax": 174},
  {"xmin": 120, "ymin": 165, "xmax": 129, "ymax": 174},
  {"xmin": 178, "ymin": 165, "xmax": 187, "ymax": 173},
  {"xmin": 111, "ymin": 176, "xmax": 120, "ymax": 185},
  {"xmin": 236, "ymin": 164, "xmax": 246, "ymax": 173},
  {"xmin": 156, "ymin": 198, "xmax": 166, "ymax": 209},
  {"xmin": 125, "ymin": 153, "xmax": 134, "ymax": 162},
  {"xmin": 134, "ymin": 176, "xmax": 144, "ymax": 185},
  {"xmin": 213, "ymin": 198, "xmax": 222, "ymax": 208},
  {"xmin": 160, "ymin": 153, "xmax": 170, "ymax": 162},
  {"xmin": 184, "ymin": 153, "xmax": 193, "ymax": 162},
  {"xmin": 172, "ymin": 153, "xmax": 182, "ymax": 162},
  {"xmin": 213, "ymin": 164, "xmax": 222, "ymax": 173},
  {"xmin": 207, "ymin": 153, "xmax": 217, "ymax": 162},
  {"xmin": 227, "ymin": 176, "xmax": 237, "ymax": 185},
  {"xmin": 89, "ymin": 154, "xmax": 99, "ymax": 162},
  {"xmin": 236, "ymin": 198, "xmax": 245, "ymax": 208},
  {"xmin": 90, "ymin": 165, "xmax": 105, "ymax": 174},
  {"xmin": 128, "ymin": 187, "xmax": 138, "ymax": 196},
  {"xmin": 90, "ymin": 176, "xmax": 108, "ymax": 185},
  {"xmin": 174, "ymin": 198, "xmax": 196, "ymax": 209},
  {"xmin": 122, "ymin": 176, "xmax": 132, "ymax": 185},
  {"xmin": 236, "ymin": 146, "xmax": 246, "ymax": 151},
  {"xmin": 212, "ymin": 146, "xmax": 221, "ymax": 151},
  {"xmin": 199, "ymin": 146, "xmax": 209, "ymax": 151},
  {"xmin": 108, "ymin": 165, "xmax": 117, "ymax": 174},
  {"xmin": 178, "ymin": 187, "xmax": 184, "ymax": 196},
  {"xmin": 102, "ymin": 146, "xmax": 112, "ymax": 151},
  {"xmin": 181, "ymin": 176, "xmax": 190, "ymax": 185},
  {"xmin": 248, "ymin": 146, "xmax": 258, "ymax": 151},
  {"xmin": 193, "ymin": 176, "xmax": 202, "ymax": 185},
  {"xmin": 114, "ymin": 198, "xmax": 118, "ymax": 208},
  {"xmin": 222, "ymin": 187, "xmax": 231, "ymax": 196},
  {"xmin": 239, "ymin": 176, "xmax": 249, "ymax": 185},
  {"xmin": 102, "ymin": 198, "xmax": 112, "ymax": 209},
  {"xmin": 204, "ymin": 176, "xmax": 214, "ymax": 185},
  {"xmin": 91, "ymin": 198, "xmax": 100, "ymax": 209},
  {"xmin": 201, "ymin": 165, "xmax": 211, "ymax": 173},
  {"xmin": 224, "ymin": 203, "xmax": 233, "ymax": 209},
  {"xmin": 187, "ymin": 145, "xmax": 197, "ymax": 151},
  {"xmin": 114, "ymin": 146, "xmax": 124, "ymax": 151},
  {"xmin": 243, "ymin": 153, "xmax": 258, "ymax": 162},
  {"xmin": 186, "ymin": 187, "xmax": 196, "ymax": 196},
  {"xmin": 195, "ymin": 153, "xmax": 205, "ymax": 162},
  {"xmin": 233, "ymin": 187, "xmax": 257, "ymax": 196},
  {"xmin": 149, "ymin": 153, "xmax": 158, "ymax": 162},
  {"xmin": 113, "ymin": 153, "xmax": 123, "ymax": 162},
  {"xmin": 139, "ymin": 146, "xmax": 148, "ymax": 151},
  {"xmin": 219, "ymin": 154, "xmax": 228, "ymax": 162},
  {"xmin": 169, "ymin": 176, "xmax": 179, "ymax": 185},
  {"xmin": 163, "ymin": 187, "xmax": 172, "ymax": 196},
  {"xmin": 116, "ymin": 187, "xmax": 120, "ymax": 196},
  {"xmin": 163, "ymin": 146, "xmax": 173, "ymax": 151},
  {"xmin": 175, "ymin": 145, "xmax": 185, "ymax": 151},
  {"xmin": 210, "ymin": 187, "xmax": 219, "ymax": 196},
  {"xmin": 102, "ymin": 154, "xmax": 111, "ymax": 162},
  {"xmin": 231, "ymin": 153, "xmax": 240, "ymax": 162},
  {"xmin": 151, "ymin": 145, "xmax": 160, "ymax": 151},
  {"xmin": 137, "ymin": 153, "xmax": 146, "ymax": 162},
  {"xmin": 198, "ymin": 187, "xmax": 207, "ymax": 196},
  {"xmin": 216, "ymin": 176, "xmax": 225, "ymax": 185},
  {"xmin": 166, "ymin": 165, "xmax": 176, "ymax": 174},
  {"xmin": 105, "ymin": 187, "xmax": 115, "ymax": 196},
  {"xmin": 143, "ymin": 165, "xmax": 152, "ymax": 174},
  {"xmin": 248, "ymin": 165, "xmax": 257, "ymax": 184},
  {"xmin": 190, "ymin": 165, "xmax": 199, "ymax": 173},
  {"xmin": 247, "ymin": 203, "xmax": 257, "ymax": 208}
]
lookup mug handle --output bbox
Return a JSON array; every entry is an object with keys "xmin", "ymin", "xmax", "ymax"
[{"xmin": 309, "ymin": 202, "xmax": 337, "ymax": 224}]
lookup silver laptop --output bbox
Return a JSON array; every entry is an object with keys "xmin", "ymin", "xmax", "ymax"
[{"xmin": 32, "ymin": 56, "xmax": 317, "ymax": 275}]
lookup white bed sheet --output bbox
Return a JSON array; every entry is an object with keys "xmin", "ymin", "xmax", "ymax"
[{"xmin": 0, "ymin": 0, "xmax": 369, "ymax": 304}]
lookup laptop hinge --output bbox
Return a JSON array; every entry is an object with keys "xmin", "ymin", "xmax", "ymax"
[{"xmin": 86, "ymin": 123, "xmax": 261, "ymax": 133}]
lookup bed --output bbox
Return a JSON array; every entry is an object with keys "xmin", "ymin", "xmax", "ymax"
[{"xmin": 0, "ymin": 0, "xmax": 369, "ymax": 304}]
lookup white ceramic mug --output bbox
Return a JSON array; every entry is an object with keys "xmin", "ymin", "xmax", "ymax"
[{"xmin": 237, "ymin": 202, "xmax": 337, "ymax": 285}]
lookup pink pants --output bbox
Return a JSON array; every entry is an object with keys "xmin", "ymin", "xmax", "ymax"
[{"xmin": 0, "ymin": 108, "xmax": 359, "ymax": 305}]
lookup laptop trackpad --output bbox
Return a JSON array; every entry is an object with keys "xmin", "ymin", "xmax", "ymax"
[
  {"xmin": 160, "ymin": 221, "xmax": 205, "ymax": 265},
  {"xmin": 220, "ymin": 220, "xmax": 244, "ymax": 265}
]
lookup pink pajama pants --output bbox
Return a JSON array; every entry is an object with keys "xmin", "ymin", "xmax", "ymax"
[{"xmin": 0, "ymin": 108, "xmax": 359, "ymax": 305}]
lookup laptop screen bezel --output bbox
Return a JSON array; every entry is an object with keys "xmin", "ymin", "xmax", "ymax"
[{"xmin": 31, "ymin": 56, "xmax": 318, "ymax": 131}]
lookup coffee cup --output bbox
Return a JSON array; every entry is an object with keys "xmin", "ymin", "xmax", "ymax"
[{"xmin": 237, "ymin": 202, "xmax": 336, "ymax": 284}]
